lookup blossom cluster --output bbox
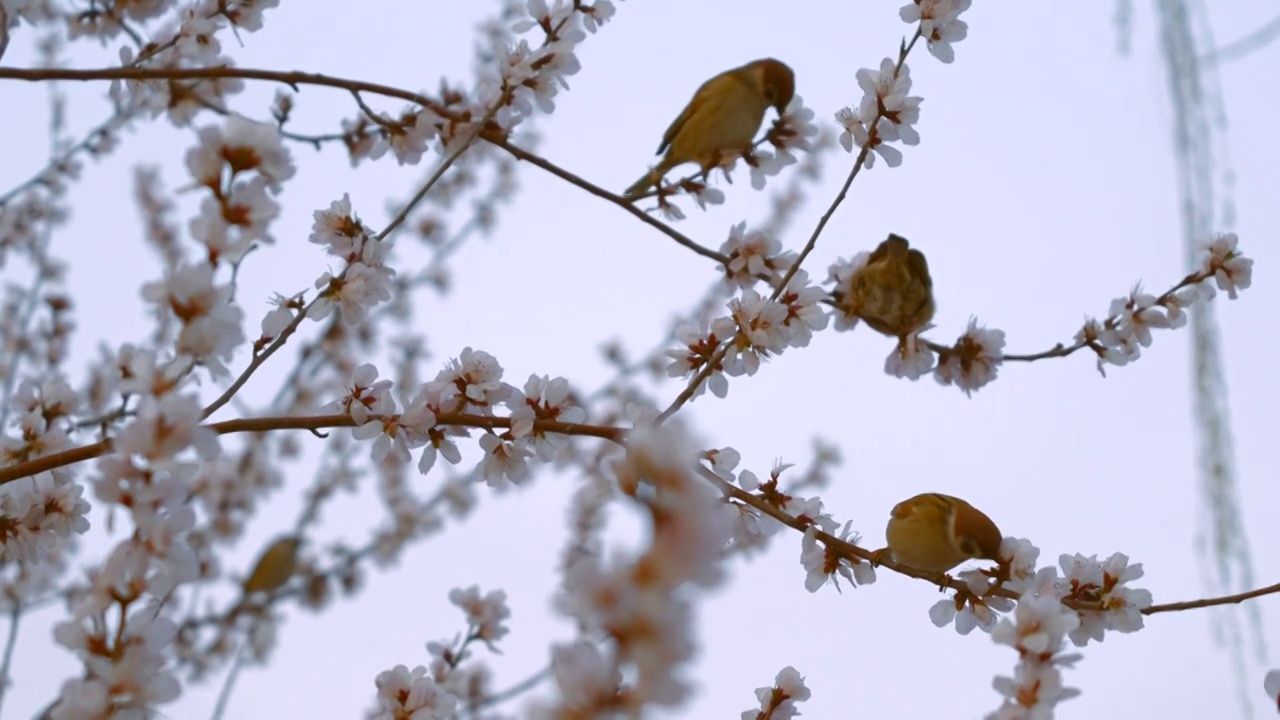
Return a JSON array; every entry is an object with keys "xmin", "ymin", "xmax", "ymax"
[
  {"xmin": 185, "ymin": 116, "xmax": 295, "ymax": 265},
  {"xmin": 831, "ymin": 1, "xmax": 970, "ymax": 169},
  {"xmin": 822, "ymin": 232, "xmax": 1255, "ymax": 394},
  {"xmin": 0, "ymin": 380, "xmax": 90, "ymax": 565},
  {"xmin": 900, "ymin": 0, "xmax": 973, "ymax": 63},
  {"xmin": 325, "ymin": 350, "xmax": 584, "ymax": 487},
  {"xmin": 532, "ymin": 424, "xmax": 731, "ymax": 715},
  {"xmin": 368, "ymin": 584, "xmax": 511, "ymax": 718},
  {"xmin": 141, "ymin": 263, "xmax": 246, "ymax": 378},
  {"xmin": 835, "ymin": 59, "xmax": 923, "ymax": 169},
  {"xmin": 740, "ymin": 666, "xmax": 812, "ymax": 720},
  {"xmin": 930, "ymin": 541, "xmax": 1153, "ymax": 643},
  {"xmin": 706, "ymin": 449, "xmax": 876, "ymax": 589},
  {"xmin": 1079, "ymin": 232, "xmax": 1253, "ymax": 375},
  {"xmin": 986, "ymin": 593, "xmax": 1083, "ymax": 719},
  {"xmin": 306, "ymin": 195, "xmax": 396, "ymax": 326},
  {"xmin": 919, "ymin": 540, "xmax": 1152, "ymax": 715},
  {"xmin": 340, "ymin": 0, "xmax": 616, "ymax": 169},
  {"xmin": 665, "ymin": 258, "xmax": 828, "ymax": 400},
  {"xmin": 107, "ymin": 1, "xmax": 282, "ymax": 126},
  {"xmin": 45, "ymin": 348, "xmax": 222, "ymax": 716}
]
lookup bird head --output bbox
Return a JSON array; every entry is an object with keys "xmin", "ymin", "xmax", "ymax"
[
  {"xmin": 880, "ymin": 233, "xmax": 912, "ymax": 258},
  {"xmin": 945, "ymin": 495, "xmax": 1004, "ymax": 563},
  {"xmin": 752, "ymin": 58, "xmax": 796, "ymax": 113}
]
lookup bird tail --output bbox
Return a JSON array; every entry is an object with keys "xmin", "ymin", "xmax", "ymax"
[{"xmin": 623, "ymin": 169, "xmax": 660, "ymax": 200}]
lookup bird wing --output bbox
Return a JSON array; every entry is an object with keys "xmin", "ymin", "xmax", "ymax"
[
  {"xmin": 907, "ymin": 249, "xmax": 932, "ymax": 289},
  {"xmin": 655, "ymin": 68, "xmax": 754, "ymax": 156}
]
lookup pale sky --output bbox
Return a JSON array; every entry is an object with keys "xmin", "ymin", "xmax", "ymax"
[{"xmin": 1, "ymin": 1, "xmax": 1278, "ymax": 718}]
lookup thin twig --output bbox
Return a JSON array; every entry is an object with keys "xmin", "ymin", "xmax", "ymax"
[
  {"xmin": 487, "ymin": 135, "xmax": 729, "ymax": 264},
  {"xmin": 1200, "ymin": 12, "xmax": 1280, "ymax": 65},
  {"xmin": 201, "ymin": 85, "xmax": 501, "ymax": 422},
  {"xmin": 0, "ymin": 603, "xmax": 23, "ymax": 716},
  {"xmin": 375, "ymin": 106, "xmax": 501, "ymax": 242},
  {"xmin": 0, "ymin": 111, "xmax": 131, "ymax": 207},
  {"xmin": 0, "ymin": 241, "xmax": 49, "ymax": 426},
  {"xmin": 771, "ymin": 29, "xmax": 921, "ymax": 301},
  {"xmin": 199, "ymin": 285, "xmax": 333, "ymax": 421},
  {"xmin": 469, "ymin": 664, "xmax": 552, "ymax": 713},
  {"xmin": 1143, "ymin": 580, "xmax": 1280, "ymax": 615},
  {"xmin": 0, "ymin": 66, "xmax": 441, "ymax": 113},
  {"xmin": 210, "ymin": 643, "xmax": 248, "ymax": 720}
]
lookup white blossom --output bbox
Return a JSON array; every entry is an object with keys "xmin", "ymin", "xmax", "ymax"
[
  {"xmin": 935, "ymin": 318, "xmax": 1005, "ymax": 395},
  {"xmin": 448, "ymin": 585, "xmax": 511, "ymax": 647},
  {"xmin": 369, "ymin": 664, "xmax": 458, "ymax": 720},
  {"xmin": 741, "ymin": 665, "xmax": 811, "ymax": 720},
  {"xmin": 901, "ymin": 0, "xmax": 972, "ymax": 63}
]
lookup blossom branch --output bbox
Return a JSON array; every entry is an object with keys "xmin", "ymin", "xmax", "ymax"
[
  {"xmin": 467, "ymin": 664, "xmax": 552, "ymax": 713},
  {"xmin": 930, "ymin": 266, "xmax": 1224, "ymax": 365},
  {"xmin": 199, "ymin": 286, "xmax": 331, "ymax": 421},
  {"xmin": 201, "ymin": 87, "xmax": 500, "ymax": 422},
  {"xmin": 0, "ymin": 110, "xmax": 132, "ymax": 207},
  {"xmin": 696, "ymin": 465, "xmax": 1280, "ymax": 617},
  {"xmin": 771, "ymin": 30, "xmax": 921, "ymax": 297},
  {"xmin": 655, "ymin": 32, "xmax": 924, "ymax": 422},
  {"xmin": 0, "ymin": 64, "xmax": 733, "ymax": 270},
  {"xmin": 373, "ymin": 104, "xmax": 500, "ymax": 242},
  {"xmin": 0, "ymin": 413, "xmax": 625, "ymax": 486},
  {"xmin": 483, "ymin": 134, "xmax": 729, "ymax": 264},
  {"xmin": 1143, "ymin": 580, "xmax": 1280, "ymax": 615}
]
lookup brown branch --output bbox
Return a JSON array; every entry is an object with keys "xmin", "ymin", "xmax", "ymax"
[
  {"xmin": 696, "ymin": 465, "xmax": 1280, "ymax": 619},
  {"xmin": 484, "ymin": 134, "xmax": 730, "ymax": 265},
  {"xmin": 1142, "ymin": 580, "xmax": 1280, "ymax": 615},
  {"xmin": 923, "ymin": 268, "xmax": 1215, "ymax": 365},
  {"xmin": 0, "ymin": 440, "xmax": 111, "ymax": 484},
  {"xmin": 200, "ymin": 289, "xmax": 325, "ymax": 421},
  {"xmin": 0, "ymin": 66, "xmax": 442, "ymax": 113},
  {"xmin": 0, "ymin": 65, "xmax": 733, "ymax": 271},
  {"xmin": 11, "ymin": 402, "xmax": 1266, "ymax": 621},
  {"xmin": 0, "ymin": 413, "xmax": 625, "ymax": 486}
]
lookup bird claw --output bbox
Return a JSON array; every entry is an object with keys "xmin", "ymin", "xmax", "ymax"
[{"xmin": 869, "ymin": 548, "xmax": 890, "ymax": 567}]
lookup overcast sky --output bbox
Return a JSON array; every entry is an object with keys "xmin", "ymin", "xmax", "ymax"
[{"xmin": 1, "ymin": 1, "xmax": 1278, "ymax": 718}]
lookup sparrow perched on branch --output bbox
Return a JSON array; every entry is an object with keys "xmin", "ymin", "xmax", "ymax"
[
  {"xmin": 242, "ymin": 535, "xmax": 302, "ymax": 596},
  {"xmin": 842, "ymin": 234, "xmax": 936, "ymax": 344},
  {"xmin": 623, "ymin": 58, "xmax": 796, "ymax": 199},
  {"xmin": 872, "ymin": 493, "xmax": 1003, "ymax": 574}
]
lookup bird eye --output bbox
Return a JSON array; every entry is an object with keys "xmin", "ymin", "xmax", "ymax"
[
  {"xmin": 959, "ymin": 538, "xmax": 981, "ymax": 557},
  {"xmin": 764, "ymin": 88, "xmax": 776, "ymax": 102}
]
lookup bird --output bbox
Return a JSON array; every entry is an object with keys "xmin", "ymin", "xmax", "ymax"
[
  {"xmin": 622, "ymin": 58, "xmax": 796, "ymax": 199},
  {"xmin": 871, "ymin": 493, "xmax": 1003, "ymax": 575},
  {"xmin": 241, "ymin": 535, "xmax": 302, "ymax": 596},
  {"xmin": 842, "ymin": 234, "xmax": 935, "ymax": 343}
]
